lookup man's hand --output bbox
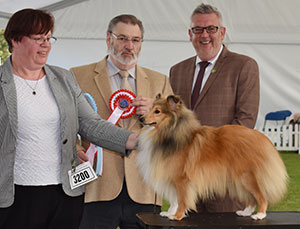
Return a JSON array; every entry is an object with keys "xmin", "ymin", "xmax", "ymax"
[
  {"xmin": 132, "ymin": 96, "xmax": 153, "ymax": 115},
  {"xmin": 77, "ymin": 150, "xmax": 89, "ymax": 163}
]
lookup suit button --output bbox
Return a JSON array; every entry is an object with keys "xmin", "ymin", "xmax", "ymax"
[{"xmin": 63, "ymin": 139, "xmax": 68, "ymax": 144}]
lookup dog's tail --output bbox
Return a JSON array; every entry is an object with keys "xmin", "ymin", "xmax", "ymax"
[{"xmin": 258, "ymin": 139, "xmax": 289, "ymax": 205}]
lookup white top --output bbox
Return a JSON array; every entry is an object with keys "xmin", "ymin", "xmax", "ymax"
[{"xmin": 13, "ymin": 74, "xmax": 62, "ymax": 185}]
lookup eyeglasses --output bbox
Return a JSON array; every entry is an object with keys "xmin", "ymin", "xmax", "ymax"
[
  {"xmin": 190, "ymin": 26, "xmax": 221, "ymax": 34},
  {"xmin": 110, "ymin": 32, "xmax": 143, "ymax": 45},
  {"xmin": 29, "ymin": 36, "xmax": 57, "ymax": 44}
]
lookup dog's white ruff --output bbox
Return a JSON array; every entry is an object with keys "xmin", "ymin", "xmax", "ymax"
[{"xmin": 137, "ymin": 127, "xmax": 179, "ymax": 219}]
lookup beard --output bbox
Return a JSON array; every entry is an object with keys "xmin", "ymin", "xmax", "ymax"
[{"xmin": 108, "ymin": 40, "xmax": 139, "ymax": 66}]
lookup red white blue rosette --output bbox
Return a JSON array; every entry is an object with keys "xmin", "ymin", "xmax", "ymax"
[{"xmin": 108, "ymin": 89, "xmax": 136, "ymax": 124}]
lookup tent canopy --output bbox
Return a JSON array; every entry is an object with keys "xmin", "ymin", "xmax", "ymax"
[
  {"xmin": 1, "ymin": 0, "xmax": 299, "ymax": 44},
  {"xmin": 1, "ymin": 0, "xmax": 300, "ymax": 129}
]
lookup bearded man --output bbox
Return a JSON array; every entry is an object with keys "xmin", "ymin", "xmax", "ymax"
[{"xmin": 70, "ymin": 14, "xmax": 173, "ymax": 229}]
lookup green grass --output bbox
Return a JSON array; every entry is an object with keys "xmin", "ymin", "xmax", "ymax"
[
  {"xmin": 268, "ymin": 151, "xmax": 300, "ymax": 211},
  {"xmin": 162, "ymin": 151, "xmax": 300, "ymax": 212}
]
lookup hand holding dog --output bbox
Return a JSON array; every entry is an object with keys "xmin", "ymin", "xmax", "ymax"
[
  {"xmin": 77, "ymin": 132, "xmax": 139, "ymax": 163},
  {"xmin": 132, "ymin": 96, "xmax": 153, "ymax": 115},
  {"xmin": 125, "ymin": 132, "xmax": 139, "ymax": 150}
]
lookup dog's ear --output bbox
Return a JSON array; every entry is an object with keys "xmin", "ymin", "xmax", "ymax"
[
  {"xmin": 167, "ymin": 95, "xmax": 181, "ymax": 111},
  {"xmin": 156, "ymin": 93, "xmax": 161, "ymax": 99}
]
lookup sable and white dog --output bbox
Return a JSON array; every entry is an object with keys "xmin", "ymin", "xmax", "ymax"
[{"xmin": 137, "ymin": 94, "xmax": 288, "ymax": 221}]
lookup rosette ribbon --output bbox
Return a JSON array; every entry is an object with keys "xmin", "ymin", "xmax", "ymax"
[
  {"xmin": 82, "ymin": 90, "xmax": 136, "ymax": 176},
  {"xmin": 83, "ymin": 93, "xmax": 103, "ymax": 175}
]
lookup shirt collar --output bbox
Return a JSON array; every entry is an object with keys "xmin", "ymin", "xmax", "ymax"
[
  {"xmin": 195, "ymin": 45, "xmax": 224, "ymax": 67},
  {"xmin": 107, "ymin": 56, "xmax": 136, "ymax": 79}
]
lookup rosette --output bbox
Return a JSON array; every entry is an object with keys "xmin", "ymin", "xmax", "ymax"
[{"xmin": 108, "ymin": 89, "xmax": 136, "ymax": 123}]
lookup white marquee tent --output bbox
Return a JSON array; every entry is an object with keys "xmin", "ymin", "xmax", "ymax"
[{"xmin": 1, "ymin": 0, "xmax": 300, "ymax": 129}]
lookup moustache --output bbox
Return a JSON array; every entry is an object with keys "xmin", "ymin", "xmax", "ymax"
[{"xmin": 121, "ymin": 50, "xmax": 134, "ymax": 55}]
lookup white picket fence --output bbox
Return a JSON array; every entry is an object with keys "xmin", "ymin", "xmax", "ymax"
[{"xmin": 259, "ymin": 124, "xmax": 300, "ymax": 153}]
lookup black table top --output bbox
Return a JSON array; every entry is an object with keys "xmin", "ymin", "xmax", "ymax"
[{"xmin": 136, "ymin": 212, "xmax": 300, "ymax": 228}]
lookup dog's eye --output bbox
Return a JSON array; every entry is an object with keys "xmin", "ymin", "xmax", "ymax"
[{"xmin": 154, "ymin": 109, "xmax": 160, "ymax": 114}]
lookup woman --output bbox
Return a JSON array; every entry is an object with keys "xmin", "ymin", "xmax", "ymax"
[{"xmin": 0, "ymin": 8, "xmax": 137, "ymax": 229}]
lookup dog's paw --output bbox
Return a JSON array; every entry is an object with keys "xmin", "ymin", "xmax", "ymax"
[
  {"xmin": 167, "ymin": 215, "xmax": 182, "ymax": 221},
  {"xmin": 236, "ymin": 210, "xmax": 248, "ymax": 216},
  {"xmin": 167, "ymin": 213, "xmax": 185, "ymax": 221},
  {"xmin": 236, "ymin": 205, "xmax": 255, "ymax": 217},
  {"xmin": 251, "ymin": 212, "xmax": 266, "ymax": 220},
  {"xmin": 167, "ymin": 214, "xmax": 177, "ymax": 220},
  {"xmin": 160, "ymin": 211, "xmax": 170, "ymax": 217}
]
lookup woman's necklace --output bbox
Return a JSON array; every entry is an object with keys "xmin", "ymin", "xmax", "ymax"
[
  {"xmin": 23, "ymin": 78, "xmax": 40, "ymax": 95},
  {"xmin": 13, "ymin": 67, "xmax": 44, "ymax": 95}
]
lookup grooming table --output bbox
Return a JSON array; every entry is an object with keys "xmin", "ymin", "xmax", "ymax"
[{"xmin": 136, "ymin": 212, "xmax": 300, "ymax": 228}]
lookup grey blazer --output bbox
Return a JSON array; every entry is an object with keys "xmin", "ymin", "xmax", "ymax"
[{"xmin": 0, "ymin": 57, "xmax": 131, "ymax": 208}]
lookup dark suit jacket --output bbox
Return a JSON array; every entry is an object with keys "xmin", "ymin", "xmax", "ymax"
[{"xmin": 170, "ymin": 46, "xmax": 259, "ymax": 128}]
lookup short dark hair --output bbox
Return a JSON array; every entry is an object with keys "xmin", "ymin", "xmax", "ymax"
[
  {"xmin": 107, "ymin": 14, "xmax": 144, "ymax": 38},
  {"xmin": 4, "ymin": 8, "xmax": 55, "ymax": 52}
]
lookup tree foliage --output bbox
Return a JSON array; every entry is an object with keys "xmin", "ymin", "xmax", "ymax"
[{"xmin": 0, "ymin": 29, "xmax": 10, "ymax": 64}]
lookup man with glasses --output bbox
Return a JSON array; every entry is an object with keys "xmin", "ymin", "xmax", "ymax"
[
  {"xmin": 169, "ymin": 3, "xmax": 259, "ymax": 213},
  {"xmin": 70, "ymin": 14, "xmax": 173, "ymax": 229}
]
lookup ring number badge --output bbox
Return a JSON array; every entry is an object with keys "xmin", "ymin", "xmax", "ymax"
[{"xmin": 68, "ymin": 161, "xmax": 97, "ymax": 189}]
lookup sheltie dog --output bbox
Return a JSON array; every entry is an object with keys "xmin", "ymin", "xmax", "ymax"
[{"xmin": 137, "ymin": 94, "xmax": 288, "ymax": 221}]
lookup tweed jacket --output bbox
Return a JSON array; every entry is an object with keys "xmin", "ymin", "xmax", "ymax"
[
  {"xmin": 170, "ymin": 46, "xmax": 259, "ymax": 128},
  {"xmin": 0, "ymin": 57, "xmax": 131, "ymax": 208},
  {"xmin": 70, "ymin": 57, "xmax": 173, "ymax": 205}
]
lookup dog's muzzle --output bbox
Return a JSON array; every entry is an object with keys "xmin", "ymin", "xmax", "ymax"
[
  {"xmin": 139, "ymin": 116, "xmax": 156, "ymax": 126},
  {"xmin": 139, "ymin": 116, "xmax": 145, "ymax": 124}
]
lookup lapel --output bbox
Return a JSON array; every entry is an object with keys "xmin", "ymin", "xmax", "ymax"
[
  {"xmin": 186, "ymin": 57, "xmax": 197, "ymax": 108},
  {"xmin": 127, "ymin": 65, "xmax": 150, "ymax": 129},
  {"xmin": 93, "ymin": 58, "xmax": 114, "ymax": 114},
  {"xmin": 195, "ymin": 46, "xmax": 229, "ymax": 107},
  {"xmin": 44, "ymin": 65, "xmax": 69, "ymax": 134},
  {"xmin": 1, "ymin": 57, "xmax": 18, "ymax": 138}
]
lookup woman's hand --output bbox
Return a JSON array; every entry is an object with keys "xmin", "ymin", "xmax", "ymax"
[{"xmin": 77, "ymin": 150, "xmax": 89, "ymax": 163}]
